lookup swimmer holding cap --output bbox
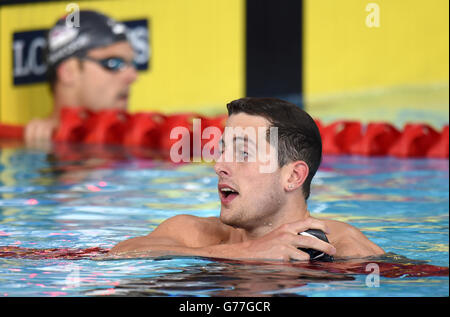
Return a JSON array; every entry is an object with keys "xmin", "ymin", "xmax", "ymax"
[
  {"xmin": 25, "ymin": 10, "xmax": 138, "ymax": 144},
  {"xmin": 111, "ymin": 97, "xmax": 385, "ymax": 261}
]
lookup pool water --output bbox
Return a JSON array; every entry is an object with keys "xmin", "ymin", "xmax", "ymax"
[{"xmin": 0, "ymin": 145, "xmax": 448, "ymax": 296}]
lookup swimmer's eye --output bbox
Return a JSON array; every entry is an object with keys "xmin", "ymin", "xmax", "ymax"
[
  {"xmin": 237, "ymin": 150, "xmax": 249, "ymax": 161},
  {"xmin": 80, "ymin": 56, "xmax": 138, "ymax": 72},
  {"xmin": 217, "ymin": 149, "xmax": 249, "ymax": 161}
]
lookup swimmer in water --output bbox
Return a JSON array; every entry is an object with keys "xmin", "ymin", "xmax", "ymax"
[
  {"xmin": 110, "ymin": 97, "xmax": 385, "ymax": 261},
  {"xmin": 25, "ymin": 10, "xmax": 138, "ymax": 145}
]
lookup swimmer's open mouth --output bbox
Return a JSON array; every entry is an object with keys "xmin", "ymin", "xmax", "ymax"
[
  {"xmin": 118, "ymin": 92, "xmax": 129, "ymax": 101},
  {"xmin": 218, "ymin": 184, "xmax": 239, "ymax": 204}
]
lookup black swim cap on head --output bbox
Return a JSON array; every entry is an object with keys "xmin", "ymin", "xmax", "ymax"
[{"xmin": 47, "ymin": 10, "xmax": 129, "ymax": 67}]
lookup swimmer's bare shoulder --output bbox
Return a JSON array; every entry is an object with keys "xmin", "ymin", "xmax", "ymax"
[
  {"xmin": 109, "ymin": 215, "xmax": 235, "ymax": 254},
  {"xmin": 320, "ymin": 218, "xmax": 385, "ymax": 258}
]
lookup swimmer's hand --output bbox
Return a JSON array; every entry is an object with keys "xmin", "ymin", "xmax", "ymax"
[
  {"xmin": 25, "ymin": 117, "xmax": 58, "ymax": 145},
  {"xmin": 241, "ymin": 218, "xmax": 336, "ymax": 261}
]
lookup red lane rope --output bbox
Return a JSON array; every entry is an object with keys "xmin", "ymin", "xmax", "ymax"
[
  {"xmin": 0, "ymin": 123, "xmax": 24, "ymax": 139},
  {"xmin": 0, "ymin": 108, "xmax": 448, "ymax": 158},
  {"xmin": 0, "ymin": 246, "xmax": 109, "ymax": 260},
  {"xmin": 1, "ymin": 246, "xmax": 447, "ymax": 278},
  {"xmin": 214, "ymin": 258, "xmax": 450, "ymax": 278}
]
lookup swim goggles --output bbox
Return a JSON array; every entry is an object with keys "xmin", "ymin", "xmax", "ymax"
[{"xmin": 80, "ymin": 56, "xmax": 138, "ymax": 72}]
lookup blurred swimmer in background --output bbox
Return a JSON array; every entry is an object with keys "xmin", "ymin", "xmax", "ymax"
[{"xmin": 25, "ymin": 10, "xmax": 138, "ymax": 144}]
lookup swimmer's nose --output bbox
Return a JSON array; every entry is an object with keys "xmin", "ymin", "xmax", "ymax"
[
  {"xmin": 214, "ymin": 159, "xmax": 230, "ymax": 177},
  {"xmin": 123, "ymin": 66, "xmax": 138, "ymax": 84}
]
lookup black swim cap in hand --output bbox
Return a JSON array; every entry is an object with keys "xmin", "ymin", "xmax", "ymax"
[{"xmin": 298, "ymin": 229, "xmax": 334, "ymax": 262}]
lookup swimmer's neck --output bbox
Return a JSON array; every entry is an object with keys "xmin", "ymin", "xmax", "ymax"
[
  {"xmin": 52, "ymin": 89, "xmax": 82, "ymax": 119},
  {"xmin": 239, "ymin": 200, "xmax": 311, "ymax": 240}
]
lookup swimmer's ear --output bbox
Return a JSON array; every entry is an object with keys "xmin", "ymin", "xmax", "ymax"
[
  {"xmin": 283, "ymin": 160, "xmax": 309, "ymax": 192},
  {"xmin": 56, "ymin": 58, "xmax": 82, "ymax": 86}
]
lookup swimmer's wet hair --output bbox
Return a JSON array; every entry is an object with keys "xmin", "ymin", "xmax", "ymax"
[{"xmin": 227, "ymin": 97, "xmax": 322, "ymax": 200}]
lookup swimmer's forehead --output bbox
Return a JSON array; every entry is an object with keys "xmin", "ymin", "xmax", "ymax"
[
  {"xmin": 222, "ymin": 113, "xmax": 271, "ymax": 145},
  {"xmin": 226, "ymin": 113, "xmax": 270, "ymax": 128},
  {"xmin": 87, "ymin": 41, "xmax": 135, "ymax": 60}
]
